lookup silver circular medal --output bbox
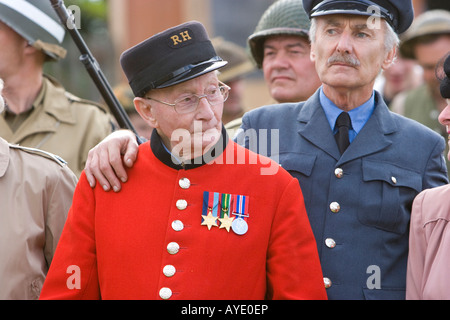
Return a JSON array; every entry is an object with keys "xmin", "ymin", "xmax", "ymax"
[{"xmin": 232, "ymin": 218, "xmax": 248, "ymax": 235}]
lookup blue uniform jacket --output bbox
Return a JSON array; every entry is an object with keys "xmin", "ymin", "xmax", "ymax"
[{"xmin": 237, "ymin": 90, "xmax": 448, "ymax": 300}]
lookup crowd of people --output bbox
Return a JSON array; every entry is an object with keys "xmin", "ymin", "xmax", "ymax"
[{"xmin": 2, "ymin": 0, "xmax": 450, "ymax": 300}]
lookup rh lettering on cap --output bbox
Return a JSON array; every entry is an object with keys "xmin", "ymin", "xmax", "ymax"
[{"xmin": 169, "ymin": 29, "xmax": 193, "ymax": 47}]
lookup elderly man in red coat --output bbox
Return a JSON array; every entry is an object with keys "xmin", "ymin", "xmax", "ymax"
[{"xmin": 40, "ymin": 21, "xmax": 326, "ymax": 300}]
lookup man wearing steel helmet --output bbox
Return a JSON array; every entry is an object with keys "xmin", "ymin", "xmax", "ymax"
[
  {"xmin": 0, "ymin": 0, "xmax": 115, "ymax": 177},
  {"xmin": 40, "ymin": 21, "xmax": 326, "ymax": 300},
  {"xmin": 226, "ymin": 0, "xmax": 321, "ymax": 135},
  {"xmin": 248, "ymin": 0, "xmax": 321, "ymax": 104}
]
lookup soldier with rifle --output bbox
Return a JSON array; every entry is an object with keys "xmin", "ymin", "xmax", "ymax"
[{"xmin": 0, "ymin": 0, "xmax": 116, "ymax": 177}]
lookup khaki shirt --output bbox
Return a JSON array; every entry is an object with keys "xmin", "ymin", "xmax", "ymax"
[
  {"xmin": 0, "ymin": 137, "xmax": 77, "ymax": 299},
  {"xmin": 391, "ymin": 84, "xmax": 450, "ymax": 175},
  {"xmin": 0, "ymin": 76, "xmax": 115, "ymax": 177}
]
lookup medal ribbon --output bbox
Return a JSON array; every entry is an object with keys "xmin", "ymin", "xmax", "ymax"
[
  {"xmin": 220, "ymin": 193, "xmax": 231, "ymax": 218},
  {"xmin": 202, "ymin": 191, "xmax": 219, "ymax": 219},
  {"xmin": 233, "ymin": 194, "xmax": 249, "ymax": 220}
]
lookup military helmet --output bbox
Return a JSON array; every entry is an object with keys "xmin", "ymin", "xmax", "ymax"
[
  {"xmin": 248, "ymin": 0, "xmax": 311, "ymax": 68},
  {"xmin": 0, "ymin": 0, "xmax": 67, "ymax": 61},
  {"xmin": 400, "ymin": 10, "xmax": 450, "ymax": 59},
  {"xmin": 212, "ymin": 37, "xmax": 254, "ymax": 83}
]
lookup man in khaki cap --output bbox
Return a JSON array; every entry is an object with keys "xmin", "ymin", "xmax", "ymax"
[
  {"xmin": 392, "ymin": 10, "xmax": 450, "ymax": 136},
  {"xmin": 391, "ymin": 9, "xmax": 450, "ymax": 174}
]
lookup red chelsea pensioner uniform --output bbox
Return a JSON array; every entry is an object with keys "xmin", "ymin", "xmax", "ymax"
[{"xmin": 40, "ymin": 129, "xmax": 326, "ymax": 300}]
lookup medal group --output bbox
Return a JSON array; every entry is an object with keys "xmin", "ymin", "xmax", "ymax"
[{"xmin": 202, "ymin": 191, "xmax": 249, "ymax": 235}]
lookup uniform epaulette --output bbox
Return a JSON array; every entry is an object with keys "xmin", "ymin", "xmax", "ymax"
[
  {"xmin": 64, "ymin": 91, "xmax": 108, "ymax": 113},
  {"xmin": 9, "ymin": 144, "xmax": 68, "ymax": 167}
]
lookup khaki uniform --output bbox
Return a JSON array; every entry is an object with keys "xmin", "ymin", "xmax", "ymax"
[
  {"xmin": 0, "ymin": 76, "xmax": 115, "ymax": 177},
  {"xmin": 391, "ymin": 84, "xmax": 450, "ymax": 175},
  {"xmin": 0, "ymin": 137, "xmax": 77, "ymax": 299}
]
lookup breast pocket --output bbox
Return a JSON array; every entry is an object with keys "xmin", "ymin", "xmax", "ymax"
[
  {"xmin": 358, "ymin": 159, "xmax": 422, "ymax": 234},
  {"xmin": 278, "ymin": 152, "xmax": 316, "ymax": 178},
  {"xmin": 278, "ymin": 152, "xmax": 316, "ymax": 207}
]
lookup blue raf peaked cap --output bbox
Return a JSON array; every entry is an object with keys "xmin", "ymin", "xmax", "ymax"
[{"xmin": 302, "ymin": 0, "xmax": 414, "ymax": 34}]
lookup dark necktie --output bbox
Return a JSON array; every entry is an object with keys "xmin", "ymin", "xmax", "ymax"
[{"xmin": 334, "ymin": 112, "xmax": 352, "ymax": 154}]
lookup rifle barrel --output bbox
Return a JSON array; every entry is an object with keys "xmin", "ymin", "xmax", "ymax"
[{"xmin": 49, "ymin": 0, "xmax": 143, "ymax": 143}]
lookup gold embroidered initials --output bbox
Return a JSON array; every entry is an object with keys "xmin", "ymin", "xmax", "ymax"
[{"xmin": 170, "ymin": 30, "xmax": 192, "ymax": 45}]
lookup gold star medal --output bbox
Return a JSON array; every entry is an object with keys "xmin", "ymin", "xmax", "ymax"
[
  {"xmin": 219, "ymin": 214, "xmax": 235, "ymax": 232},
  {"xmin": 201, "ymin": 211, "xmax": 218, "ymax": 230}
]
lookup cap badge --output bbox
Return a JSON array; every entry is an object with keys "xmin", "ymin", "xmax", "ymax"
[{"xmin": 169, "ymin": 29, "xmax": 193, "ymax": 47}]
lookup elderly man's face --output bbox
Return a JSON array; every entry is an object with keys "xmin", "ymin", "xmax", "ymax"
[
  {"xmin": 310, "ymin": 15, "xmax": 395, "ymax": 95},
  {"xmin": 135, "ymin": 72, "xmax": 224, "ymax": 160}
]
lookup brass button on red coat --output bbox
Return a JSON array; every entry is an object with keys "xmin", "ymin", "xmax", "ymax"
[
  {"xmin": 163, "ymin": 265, "xmax": 176, "ymax": 277},
  {"xmin": 179, "ymin": 178, "xmax": 191, "ymax": 189},
  {"xmin": 167, "ymin": 242, "xmax": 180, "ymax": 255},
  {"xmin": 159, "ymin": 287, "xmax": 172, "ymax": 299},
  {"xmin": 176, "ymin": 199, "xmax": 188, "ymax": 210},
  {"xmin": 172, "ymin": 220, "xmax": 184, "ymax": 231}
]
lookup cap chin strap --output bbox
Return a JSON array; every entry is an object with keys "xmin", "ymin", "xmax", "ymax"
[{"xmin": 33, "ymin": 40, "xmax": 67, "ymax": 60}]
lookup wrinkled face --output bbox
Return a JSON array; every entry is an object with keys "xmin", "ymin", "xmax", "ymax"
[
  {"xmin": 310, "ymin": 15, "xmax": 395, "ymax": 94},
  {"xmin": 135, "ymin": 72, "xmax": 224, "ymax": 160},
  {"xmin": 263, "ymin": 35, "xmax": 321, "ymax": 103},
  {"xmin": 438, "ymin": 98, "xmax": 450, "ymax": 160}
]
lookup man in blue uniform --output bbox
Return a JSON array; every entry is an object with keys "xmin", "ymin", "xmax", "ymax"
[
  {"xmin": 238, "ymin": 0, "xmax": 448, "ymax": 299},
  {"xmin": 83, "ymin": 0, "xmax": 449, "ymax": 299}
]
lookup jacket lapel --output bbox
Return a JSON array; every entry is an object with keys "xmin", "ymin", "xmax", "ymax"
[
  {"xmin": 297, "ymin": 91, "xmax": 341, "ymax": 160},
  {"xmin": 297, "ymin": 91, "xmax": 396, "ymax": 164},
  {"xmin": 338, "ymin": 93, "xmax": 396, "ymax": 165}
]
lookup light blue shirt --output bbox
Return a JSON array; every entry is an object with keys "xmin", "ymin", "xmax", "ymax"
[{"xmin": 319, "ymin": 87, "xmax": 375, "ymax": 143}]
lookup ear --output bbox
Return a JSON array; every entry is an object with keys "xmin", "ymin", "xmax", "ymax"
[
  {"xmin": 24, "ymin": 42, "xmax": 37, "ymax": 54},
  {"xmin": 134, "ymin": 98, "xmax": 158, "ymax": 128},
  {"xmin": 381, "ymin": 46, "xmax": 397, "ymax": 70},
  {"xmin": 310, "ymin": 43, "xmax": 317, "ymax": 62}
]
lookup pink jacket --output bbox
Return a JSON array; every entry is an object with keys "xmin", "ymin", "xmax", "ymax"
[{"xmin": 406, "ymin": 184, "xmax": 450, "ymax": 300}]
